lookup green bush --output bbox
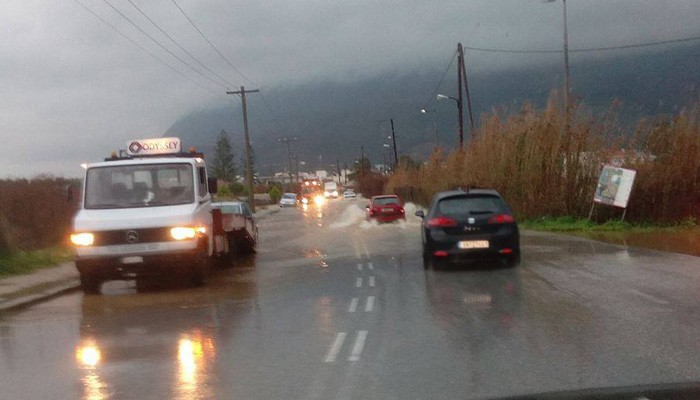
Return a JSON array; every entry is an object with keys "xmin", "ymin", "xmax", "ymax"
[{"xmin": 268, "ymin": 185, "xmax": 282, "ymax": 204}]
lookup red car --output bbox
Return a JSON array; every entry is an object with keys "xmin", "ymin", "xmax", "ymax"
[{"xmin": 366, "ymin": 195, "xmax": 406, "ymax": 222}]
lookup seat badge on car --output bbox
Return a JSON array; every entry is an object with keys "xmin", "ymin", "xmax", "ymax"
[
  {"xmin": 468, "ymin": 218, "xmax": 475, "ymax": 224},
  {"xmin": 125, "ymin": 230, "xmax": 139, "ymax": 243}
]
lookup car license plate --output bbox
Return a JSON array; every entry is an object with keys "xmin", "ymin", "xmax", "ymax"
[
  {"xmin": 121, "ymin": 256, "xmax": 144, "ymax": 264},
  {"xmin": 381, "ymin": 207, "xmax": 393, "ymax": 213},
  {"xmin": 458, "ymin": 240, "xmax": 489, "ymax": 249}
]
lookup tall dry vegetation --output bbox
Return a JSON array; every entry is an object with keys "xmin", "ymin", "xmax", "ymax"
[
  {"xmin": 388, "ymin": 96, "xmax": 700, "ymax": 223},
  {"xmin": 0, "ymin": 177, "xmax": 79, "ymax": 252}
]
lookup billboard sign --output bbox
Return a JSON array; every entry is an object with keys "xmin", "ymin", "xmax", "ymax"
[{"xmin": 593, "ymin": 166, "xmax": 636, "ymax": 208}]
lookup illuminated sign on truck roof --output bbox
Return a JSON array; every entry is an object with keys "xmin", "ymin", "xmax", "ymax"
[{"xmin": 126, "ymin": 137, "xmax": 181, "ymax": 156}]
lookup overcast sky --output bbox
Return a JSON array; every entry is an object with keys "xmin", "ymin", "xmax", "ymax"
[{"xmin": 1, "ymin": 0, "xmax": 698, "ymax": 178}]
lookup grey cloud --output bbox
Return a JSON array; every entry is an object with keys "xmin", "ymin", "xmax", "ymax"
[{"xmin": 0, "ymin": 0, "xmax": 698, "ymax": 177}]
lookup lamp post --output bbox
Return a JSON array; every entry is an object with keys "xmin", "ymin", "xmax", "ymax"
[
  {"xmin": 421, "ymin": 108, "xmax": 438, "ymax": 148},
  {"xmin": 437, "ymin": 93, "xmax": 463, "ymax": 149}
]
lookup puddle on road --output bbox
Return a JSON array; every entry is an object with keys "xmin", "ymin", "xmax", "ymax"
[{"xmin": 573, "ymin": 229, "xmax": 700, "ymax": 257}]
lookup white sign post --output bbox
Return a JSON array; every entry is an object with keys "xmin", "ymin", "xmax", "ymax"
[{"xmin": 589, "ymin": 165, "xmax": 637, "ymax": 221}]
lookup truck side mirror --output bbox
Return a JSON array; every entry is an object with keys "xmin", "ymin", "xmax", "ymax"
[
  {"xmin": 415, "ymin": 210, "xmax": 425, "ymax": 218},
  {"xmin": 208, "ymin": 177, "xmax": 218, "ymax": 194}
]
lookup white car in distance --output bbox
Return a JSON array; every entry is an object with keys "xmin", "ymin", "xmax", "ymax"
[{"xmin": 279, "ymin": 193, "xmax": 298, "ymax": 207}]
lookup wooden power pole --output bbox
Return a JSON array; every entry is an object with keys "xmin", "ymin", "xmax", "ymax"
[{"xmin": 227, "ymin": 86, "xmax": 259, "ymax": 212}]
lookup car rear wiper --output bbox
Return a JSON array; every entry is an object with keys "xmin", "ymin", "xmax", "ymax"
[
  {"xmin": 470, "ymin": 210, "xmax": 494, "ymax": 215},
  {"xmin": 88, "ymin": 204, "xmax": 124, "ymax": 209}
]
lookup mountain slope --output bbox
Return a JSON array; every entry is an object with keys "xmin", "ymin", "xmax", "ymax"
[{"xmin": 164, "ymin": 42, "xmax": 700, "ymax": 174}]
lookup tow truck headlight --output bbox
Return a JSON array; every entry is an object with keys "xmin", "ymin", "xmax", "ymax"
[
  {"xmin": 170, "ymin": 226, "xmax": 206, "ymax": 241},
  {"xmin": 71, "ymin": 233, "xmax": 94, "ymax": 246},
  {"xmin": 302, "ymin": 197, "xmax": 309, "ymax": 204},
  {"xmin": 314, "ymin": 195, "xmax": 326, "ymax": 206}
]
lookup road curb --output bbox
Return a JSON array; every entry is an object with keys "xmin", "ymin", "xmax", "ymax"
[{"xmin": 0, "ymin": 280, "xmax": 81, "ymax": 313}]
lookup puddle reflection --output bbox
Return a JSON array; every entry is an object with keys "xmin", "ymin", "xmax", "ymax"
[
  {"xmin": 76, "ymin": 339, "xmax": 109, "ymax": 400},
  {"xmin": 175, "ymin": 330, "xmax": 216, "ymax": 400},
  {"xmin": 76, "ymin": 266, "xmax": 258, "ymax": 399}
]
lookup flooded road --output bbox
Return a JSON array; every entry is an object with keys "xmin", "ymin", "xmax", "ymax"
[
  {"xmin": 578, "ymin": 228, "xmax": 700, "ymax": 257},
  {"xmin": 1, "ymin": 199, "xmax": 699, "ymax": 399}
]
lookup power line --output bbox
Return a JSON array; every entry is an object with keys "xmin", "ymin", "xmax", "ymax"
[
  {"xmin": 168, "ymin": 0, "xmax": 284, "ymax": 140},
  {"xmin": 421, "ymin": 50, "xmax": 457, "ymax": 110},
  {"xmin": 463, "ymin": 34, "xmax": 700, "ymax": 54},
  {"xmin": 72, "ymin": 0, "xmax": 218, "ymax": 95},
  {"xmin": 100, "ymin": 0, "xmax": 226, "ymax": 89},
  {"xmin": 124, "ymin": 0, "xmax": 235, "ymax": 87},
  {"xmin": 169, "ymin": 0, "xmax": 255, "ymax": 86}
]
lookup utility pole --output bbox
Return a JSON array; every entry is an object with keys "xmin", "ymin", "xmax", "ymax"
[
  {"xmin": 360, "ymin": 146, "xmax": 365, "ymax": 179},
  {"xmin": 293, "ymin": 155, "xmax": 300, "ymax": 184},
  {"xmin": 562, "ymin": 0, "xmax": 570, "ymax": 116},
  {"xmin": 277, "ymin": 136, "xmax": 298, "ymax": 187},
  {"xmin": 390, "ymin": 118, "xmax": 398, "ymax": 167},
  {"xmin": 456, "ymin": 45, "xmax": 465, "ymax": 151},
  {"xmin": 457, "ymin": 43, "xmax": 475, "ymax": 139},
  {"xmin": 227, "ymin": 86, "xmax": 259, "ymax": 212},
  {"xmin": 344, "ymin": 163, "xmax": 348, "ymax": 184},
  {"xmin": 336, "ymin": 159, "xmax": 341, "ymax": 186}
]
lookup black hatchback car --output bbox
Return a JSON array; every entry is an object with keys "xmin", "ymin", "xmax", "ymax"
[{"xmin": 415, "ymin": 189, "xmax": 520, "ymax": 269}]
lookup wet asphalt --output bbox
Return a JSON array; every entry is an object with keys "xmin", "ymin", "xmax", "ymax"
[{"xmin": 1, "ymin": 199, "xmax": 699, "ymax": 400}]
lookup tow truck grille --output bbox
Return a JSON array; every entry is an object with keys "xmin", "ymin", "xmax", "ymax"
[{"xmin": 92, "ymin": 228, "xmax": 172, "ymax": 246}]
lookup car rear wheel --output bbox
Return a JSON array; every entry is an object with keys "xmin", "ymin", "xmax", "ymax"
[
  {"xmin": 422, "ymin": 250, "xmax": 430, "ymax": 270},
  {"xmin": 503, "ymin": 250, "xmax": 521, "ymax": 268}
]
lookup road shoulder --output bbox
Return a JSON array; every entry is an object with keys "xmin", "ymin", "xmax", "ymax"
[{"xmin": 0, "ymin": 262, "xmax": 79, "ymax": 312}]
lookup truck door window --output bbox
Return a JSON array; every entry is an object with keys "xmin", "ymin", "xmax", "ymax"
[{"xmin": 197, "ymin": 167, "xmax": 208, "ymax": 198}]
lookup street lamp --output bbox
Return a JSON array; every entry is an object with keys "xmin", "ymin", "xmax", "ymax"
[
  {"xmin": 421, "ymin": 108, "xmax": 438, "ymax": 148},
  {"xmin": 437, "ymin": 93, "xmax": 464, "ymax": 150}
]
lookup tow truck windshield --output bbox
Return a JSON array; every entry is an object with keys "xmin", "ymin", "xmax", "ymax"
[{"xmin": 84, "ymin": 163, "xmax": 194, "ymax": 209}]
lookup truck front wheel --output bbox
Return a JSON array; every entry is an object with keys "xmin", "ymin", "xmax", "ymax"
[
  {"xmin": 80, "ymin": 274, "xmax": 102, "ymax": 294},
  {"xmin": 190, "ymin": 253, "xmax": 210, "ymax": 287}
]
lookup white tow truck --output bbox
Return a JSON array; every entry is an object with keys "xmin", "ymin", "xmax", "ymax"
[{"xmin": 70, "ymin": 137, "xmax": 233, "ymax": 293}]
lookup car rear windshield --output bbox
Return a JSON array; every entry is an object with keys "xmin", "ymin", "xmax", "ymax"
[
  {"xmin": 374, "ymin": 197, "xmax": 399, "ymax": 205},
  {"xmin": 437, "ymin": 195, "xmax": 504, "ymax": 216},
  {"xmin": 214, "ymin": 204, "xmax": 242, "ymax": 214},
  {"xmin": 282, "ymin": 193, "xmax": 296, "ymax": 199}
]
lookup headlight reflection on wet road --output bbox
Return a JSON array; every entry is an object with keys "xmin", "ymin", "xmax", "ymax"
[
  {"xmin": 176, "ymin": 330, "xmax": 216, "ymax": 400},
  {"xmin": 75, "ymin": 339, "xmax": 108, "ymax": 400}
]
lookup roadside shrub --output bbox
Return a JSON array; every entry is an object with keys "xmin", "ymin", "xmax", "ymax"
[
  {"xmin": 0, "ymin": 177, "xmax": 80, "ymax": 252},
  {"xmin": 386, "ymin": 95, "xmax": 699, "ymax": 224},
  {"xmin": 268, "ymin": 185, "xmax": 282, "ymax": 204}
]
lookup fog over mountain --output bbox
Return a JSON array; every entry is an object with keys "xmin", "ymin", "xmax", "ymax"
[{"xmin": 164, "ymin": 43, "xmax": 700, "ymax": 175}]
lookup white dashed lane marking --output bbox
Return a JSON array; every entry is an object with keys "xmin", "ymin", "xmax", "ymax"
[
  {"xmin": 324, "ymin": 332, "xmax": 347, "ymax": 363},
  {"xmin": 356, "ymin": 277, "xmax": 363, "ymax": 288},
  {"xmin": 369, "ymin": 276, "xmax": 375, "ymax": 287},
  {"xmin": 348, "ymin": 297, "xmax": 359, "ymax": 313},
  {"xmin": 365, "ymin": 296, "xmax": 375, "ymax": 312},
  {"xmin": 348, "ymin": 330, "xmax": 368, "ymax": 362}
]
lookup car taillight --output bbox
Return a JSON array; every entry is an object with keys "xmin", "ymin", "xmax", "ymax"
[
  {"xmin": 427, "ymin": 217, "xmax": 457, "ymax": 227},
  {"xmin": 488, "ymin": 214, "xmax": 515, "ymax": 224},
  {"xmin": 399, "ymin": 207, "xmax": 405, "ymax": 213}
]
